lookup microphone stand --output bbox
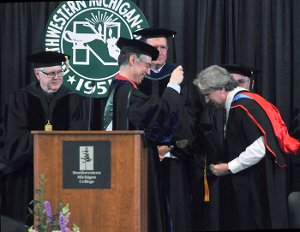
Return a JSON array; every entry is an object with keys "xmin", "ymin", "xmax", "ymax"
[{"xmin": 88, "ymin": 81, "xmax": 95, "ymax": 130}]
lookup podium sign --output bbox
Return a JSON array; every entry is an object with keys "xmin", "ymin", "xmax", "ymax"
[
  {"xmin": 32, "ymin": 130, "xmax": 148, "ymax": 232},
  {"xmin": 62, "ymin": 140, "xmax": 111, "ymax": 189}
]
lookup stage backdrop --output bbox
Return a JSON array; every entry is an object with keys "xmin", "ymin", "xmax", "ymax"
[{"xmin": 1, "ymin": 0, "xmax": 300, "ymax": 189}]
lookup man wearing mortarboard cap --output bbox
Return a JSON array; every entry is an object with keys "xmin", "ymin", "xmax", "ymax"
[
  {"xmin": 0, "ymin": 51, "xmax": 88, "ymax": 227},
  {"xmin": 220, "ymin": 63, "xmax": 261, "ymax": 91},
  {"xmin": 133, "ymin": 28, "xmax": 178, "ymax": 97},
  {"xmin": 133, "ymin": 28, "xmax": 207, "ymax": 232},
  {"xmin": 103, "ymin": 37, "xmax": 186, "ymax": 232}
]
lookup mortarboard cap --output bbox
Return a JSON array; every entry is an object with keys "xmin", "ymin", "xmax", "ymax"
[
  {"xmin": 133, "ymin": 27, "xmax": 177, "ymax": 63},
  {"xmin": 116, "ymin": 37, "xmax": 159, "ymax": 61},
  {"xmin": 26, "ymin": 51, "xmax": 70, "ymax": 68},
  {"xmin": 133, "ymin": 27, "xmax": 177, "ymax": 39},
  {"xmin": 220, "ymin": 63, "xmax": 261, "ymax": 78}
]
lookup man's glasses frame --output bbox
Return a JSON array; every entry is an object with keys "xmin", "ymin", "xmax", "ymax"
[
  {"xmin": 39, "ymin": 70, "xmax": 65, "ymax": 79},
  {"xmin": 138, "ymin": 56, "xmax": 153, "ymax": 69}
]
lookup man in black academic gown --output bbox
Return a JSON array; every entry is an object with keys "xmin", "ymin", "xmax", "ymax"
[
  {"xmin": 196, "ymin": 63, "xmax": 261, "ymax": 230},
  {"xmin": 133, "ymin": 27, "xmax": 206, "ymax": 232},
  {"xmin": 193, "ymin": 65, "xmax": 300, "ymax": 230},
  {"xmin": 0, "ymin": 51, "xmax": 88, "ymax": 228},
  {"xmin": 103, "ymin": 37, "xmax": 185, "ymax": 232},
  {"xmin": 222, "ymin": 63, "xmax": 300, "ymax": 200}
]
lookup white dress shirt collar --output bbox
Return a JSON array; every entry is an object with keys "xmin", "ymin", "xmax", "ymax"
[{"xmin": 225, "ymin": 86, "xmax": 248, "ymax": 126}]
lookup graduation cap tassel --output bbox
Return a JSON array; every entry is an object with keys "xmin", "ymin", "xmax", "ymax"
[
  {"xmin": 204, "ymin": 154, "xmax": 210, "ymax": 202},
  {"xmin": 65, "ymin": 55, "xmax": 70, "ymax": 70},
  {"xmin": 250, "ymin": 70, "xmax": 254, "ymax": 91},
  {"xmin": 172, "ymin": 35, "xmax": 177, "ymax": 63}
]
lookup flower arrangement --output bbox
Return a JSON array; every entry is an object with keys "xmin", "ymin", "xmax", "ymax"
[{"xmin": 27, "ymin": 174, "xmax": 80, "ymax": 232}]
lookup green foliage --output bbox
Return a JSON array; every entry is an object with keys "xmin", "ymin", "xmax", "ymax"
[{"xmin": 27, "ymin": 174, "xmax": 80, "ymax": 232}]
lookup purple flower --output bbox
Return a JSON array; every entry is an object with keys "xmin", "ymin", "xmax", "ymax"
[
  {"xmin": 44, "ymin": 200, "xmax": 53, "ymax": 224},
  {"xmin": 59, "ymin": 213, "xmax": 71, "ymax": 232}
]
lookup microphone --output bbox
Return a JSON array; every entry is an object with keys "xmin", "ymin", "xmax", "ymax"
[{"xmin": 88, "ymin": 81, "xmax": 96, "ymax": 130}]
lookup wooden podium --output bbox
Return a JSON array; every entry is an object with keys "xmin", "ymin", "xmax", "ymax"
[{"xmin": 32, "ymin": 130, "xmax": 148, "ymax": 232}]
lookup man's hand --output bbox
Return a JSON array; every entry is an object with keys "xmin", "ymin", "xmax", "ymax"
[
  {"xmin": 157, "ymin": 145, "xmax": 172, "ymax": 161},
  {"xmin": 210, "ymin": 163, "xmax": 231, "ymax": 176},
  {"xmin": 169, "ymin": 65, "xmax": 184, "ymax": 85}
]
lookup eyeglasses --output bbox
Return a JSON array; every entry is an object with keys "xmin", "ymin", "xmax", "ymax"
[
  {"xmin": 138, "ymin": 57, "xmax": 152, "ymax": 69},
  {"xmin": 142, "ymin": 61, "xmax": 152, "ymax": 69},
  {"xmin": 40, "ymin": 70, "xmax": 64, "ymax": 79}
]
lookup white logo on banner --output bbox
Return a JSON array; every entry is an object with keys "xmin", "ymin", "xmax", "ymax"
[
  {"xmin": 79, "ymin": 146, "xmax": 94, "ymax": 170},
  {"xmin": 45, "ymin": 0, "xmax": 149, "ymax": 98}
]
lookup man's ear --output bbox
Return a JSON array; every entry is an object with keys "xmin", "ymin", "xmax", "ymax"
[
  {"xmin": 220, "ymin": 86, "xmax": 226, "ymax": 93},
  {"xmin": 34, "ymin": 69, "xmax": 41, "ymax": 80},
  {"xmin": 128, "ymin": 54, "xmax": 136, "ymax": 66}
]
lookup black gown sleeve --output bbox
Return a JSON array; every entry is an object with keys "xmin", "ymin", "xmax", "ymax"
[
  {"xmin": 128, "ymin": 86, "xmax": 186, "ymax": 144},
  {"xmin": 0, "ymin": 90, "xmax": 33, "ymax": 174},
  {"xmin": 68, "ymin": 93, "xmax": 90, "ymax": 130}
]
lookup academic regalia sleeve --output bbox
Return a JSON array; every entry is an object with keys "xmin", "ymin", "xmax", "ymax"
[
  {"xmin": 226, "ymin": 103, "xmax": 264, "ymax": 161},
  {"xmin": 128, "ymin": 86, "xmax": 185, "ymax": 144},
  {"xmin": 231, "ymin": 96, "xmax": 288, "ymax": 166},
  {"xmin": 0, "ymin": 91, "xmax": 33, "ymax": 174},
  {"xmin": 68, "ymin": 93, "xmax": 90, "ymax": 130},
  {"xmin": 172, "ymin": 79, "xmax": 206, "ymax": 158}
]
